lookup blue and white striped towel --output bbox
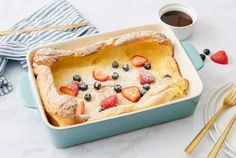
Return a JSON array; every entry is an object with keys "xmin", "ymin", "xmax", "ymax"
[{"xmin": 0, "ymin": 0, "xmax": 98, "ymax": 96}]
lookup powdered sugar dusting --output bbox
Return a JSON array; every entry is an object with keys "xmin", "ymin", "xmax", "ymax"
[
  {"xmin": 33, "ymin": 31, "xmax": 170, "ymax": 67},
  {"xmin": 113, "ymin": 31, "xmax": 170, "ymax": 46},
  {"xmin": 36, "ymin": 65, "xmax": 78, "ymax": 118},
  {"xmin": 33, "ymin": 48, "xmax": 74, "ymax": 67},
  {"xmin": 76, "ymin": 42, "xmax": 105, "ymax": 56}
]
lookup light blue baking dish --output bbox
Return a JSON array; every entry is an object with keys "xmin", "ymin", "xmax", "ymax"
[{"xmin": 19, "ymin": 23, "xmax": 203, "ymax": 148}]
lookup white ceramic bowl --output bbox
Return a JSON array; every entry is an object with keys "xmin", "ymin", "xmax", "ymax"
[{"xmin": 158, "ymin": 3, "xmax": 198, "ymax": 41}]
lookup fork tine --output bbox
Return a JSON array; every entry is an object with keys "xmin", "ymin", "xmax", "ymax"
[
  {"xmin": 227, "ymin": 83, "xmax": 236, "ymax": 98},
  {"xmin": 233, "ymin": 90, "xmax": 236, "ymax": 100},
  {"xmin": 231, "ymin": 84, "xmax": 236, "ymax": 97},
  {"xmin": 229, "ymin": 87, "xmax": 235, "ymax": 95},
  {"xmin": 226, "ymin": 82, "xmax": 236, "ymax": 105},
  {"xmin": 231, "ymin": 83, "xmax": 236, "ymax": 91}
]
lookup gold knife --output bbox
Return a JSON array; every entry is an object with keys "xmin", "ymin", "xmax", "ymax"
[{"xmin": 208, "ymin": 113, "xmax": 236, "ymax": 158}]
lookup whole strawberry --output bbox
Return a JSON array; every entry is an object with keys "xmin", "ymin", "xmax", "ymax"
[
  {"xmin": 210, "ymin": 50, "xmax": 228, "ymax": 65},
  {"xmin": 139, "ymin": 70, "xmax": 155, "ymax": 85},
  {"xmin": 100, "ymin": 95, "xmax": 118, "ymax": 110}
]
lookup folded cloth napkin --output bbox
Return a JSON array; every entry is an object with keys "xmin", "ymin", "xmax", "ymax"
[{"xmin": 0, "ymin": 0, "xmax": 98, "ymax": 96}]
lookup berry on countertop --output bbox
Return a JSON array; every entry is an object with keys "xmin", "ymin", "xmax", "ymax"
[
  {"xmin": 111, "ymin": 72, "xmax": 119, "ymax": 80},
  {"xmin": 140, "ymin": 89, "xmax": 147, "ymax": 97},
  {"xmin": 114, "ymin": 84, "xmax": 122, "ymax": 93},
  {"xmin": 140, "ymin": 71, "xmax": 155, "ymax": 85},
  {"xmin": 122, "ymin": 86, "xmax": 141, "ymax": 102},
  {"xmin": 131, "ymin": 55, "xmax": 148, "ymax": 67},
  {"xmin": 93, "ymin": 70, "xmax": 109, "ymax": 82},
  {"xmin": 73, "ymin": 74, "xmax": 81, "ymax": 81},
  {"xmin": 76, "ymin": 101, "xmax": 85, "ymax": 115},
  {"xmin": 59, "ymin": 81, "xmax": 79, "ymax": 97},
  {"xmin": 112, "ymin": 61, "xmax": 119, "ymax": 68},
  {"xmin": 122, "ymin": 64, "xmax": 130, "ymax": 72},
  {"xmin": 84, "ymin": 93, "xmax": 92, "ymax": 101},
  {"xmin": 142, "ymin": 84, "xmax": 150, "ymax": 91},
  {"xmin": 200, "ymin": 54, "xmax": 206, "ymax": 61},
  {"xmin": 94, "ymin": 81, "xmax": 101, "ymax": 90},
  {"xmin": 100, "ymin": 95, "xmax": 118, "ymax": 110},
  {"xmin": 203, "ymin": 49, "xmax": 210, "ymax": 55},
  {"xmin": 210, "ymin": 50, "xmax": 228, "ymax": 65},
  {"xmin": 79, "ymin": 82, "xmax": 88, "ymax": 91},
  {"xmin": 163, "ymin": 74, "xmax": 171, "ymax": 78},
  {"xmin": 144, "ymin": 62, "xmax": 151, "ymax": 70}
]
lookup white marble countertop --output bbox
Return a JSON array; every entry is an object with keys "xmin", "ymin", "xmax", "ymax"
[{"xmin": 1, "ymin": 0, "xmax": 236, "ymax": 157}]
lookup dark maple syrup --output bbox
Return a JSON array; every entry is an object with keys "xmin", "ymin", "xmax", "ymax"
[{"xmin": 161, "ymin": 11, "xmax": 192, "ymax": 27}]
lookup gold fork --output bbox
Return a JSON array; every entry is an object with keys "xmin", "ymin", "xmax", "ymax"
[
  {"xmin": 0, "ymin": 22, "xmax": 89, "ymax": 36},
  {"xmin": 208, "ymin": 113, "xmax": 236, "ymax": 158},
  {"xmin": 185, "ymin": 82, "xmax": 236, "ymax": 154}
]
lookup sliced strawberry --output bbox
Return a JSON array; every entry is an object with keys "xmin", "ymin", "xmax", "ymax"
[
  {"xmin": 60, "ymin": 86, "xmax": 78, "ymax": 96},
  {"xmin": 122, "ymin": 86, "xmax": 141, "ymax": 102},
  {"xmin": 93, "ymin": 70, "xmax": 109, "ymax": 82},
  {"xmin": 76, "ymin": 101, "xmax": 85, "ymax": 115},
  {"xmin": 131, "ymin": 55, "xmax": 148, "ymax": 67},
  {"xmin": 59, "ymin": 81, "xmax": 79, "ymax": 96},
  {"xmin": 100, "ymin": 95, "xmax": 118, "ymax": 109},
  {"xmin": 140, "ymin": 71, "xmax": 155, "ymax": 85},
  {"xmin": 210, "ymin": 50, "xmax": 228, "ymax": 64}
]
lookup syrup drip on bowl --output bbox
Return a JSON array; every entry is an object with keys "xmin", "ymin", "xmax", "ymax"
[{"xmin": 161, "ymin": 11, "xmax": 193, "ymax": 27}]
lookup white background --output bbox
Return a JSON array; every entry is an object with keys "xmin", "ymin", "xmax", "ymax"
[{"xmin": 1, "ymin": 0, "xmax": 236, "ymax": 157}]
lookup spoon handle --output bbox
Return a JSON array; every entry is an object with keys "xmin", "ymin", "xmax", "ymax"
[
  {"xmin": 185, "ymin": 106, "xmax": 225, "ymax": 154},
  {"xmin": 208, "ymin": 113, "xmax": 236, "ymax": 158}
]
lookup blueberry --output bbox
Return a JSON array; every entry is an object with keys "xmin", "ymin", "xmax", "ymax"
[
  {"xmin": 203, "ymin": 49, "xmax": 210, "ymax": 55},
  {"xmin": 200, "ymin": 53, "xmax": 206, "ymax": 61},
  {"xmin": 84, "ymin": 93, "xmax": 91, "ymax": 101},
  {"xmin": 143, "ymin": 84, "xmax": 150, "ymax": 91},
  {"xmin": 140, "ymin": 89, "xmax": 147, "ymax": 97},
  {"xmin": 112, "ymin": 61, "xmax": 119, "ymax": 68},
  {"xmin": 94, "ymin": 81, "xmax": 101, "ymax": 90},
  {"xmin": 122, "ymin": 64, "xmax": 129, "ymax": 72},
  {"xmin": 99, "ymin": 107, "xmax": 105, "ymax": 112},
  {"xmin": 79, "ymin": 82, "xmax": 88, "ymax": 91},
  {"xmin": 114, "ymin": 84, "xmax": 122, "ymax": 93},
  {"xmin": 111, "ymin": 72, "xmax": 119, "ymax": 80},
  {"xmin": 144, "ymin": 62, "xmax": 151, "ymax": 70},
  {"xmin": 73, "ymin": 74, "xmax": 81, "ymax": 81},
  {"xmin": 163, "ymin": 74, "xmax": 171, "ymax": 78}
]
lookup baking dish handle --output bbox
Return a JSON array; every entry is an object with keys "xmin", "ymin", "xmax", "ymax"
[
  {"xmin": 181, "ymin": 41, "xmax": 204, "ymax": 70},
  {"xmin": 18, "ymin": 73, "xmax": 38, "ymax": 109}
]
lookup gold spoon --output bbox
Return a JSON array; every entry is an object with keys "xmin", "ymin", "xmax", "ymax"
[
  {"xmin": 185, "ymin": 82, "xmax": 236, "ymax": 154},
  {"xmin": 0, "ymin": 22, "xmax": 89, "ymax": 36},
  {"xmin": 208, "ymin": 113, "xmax": 236, "ymax": 158}
]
